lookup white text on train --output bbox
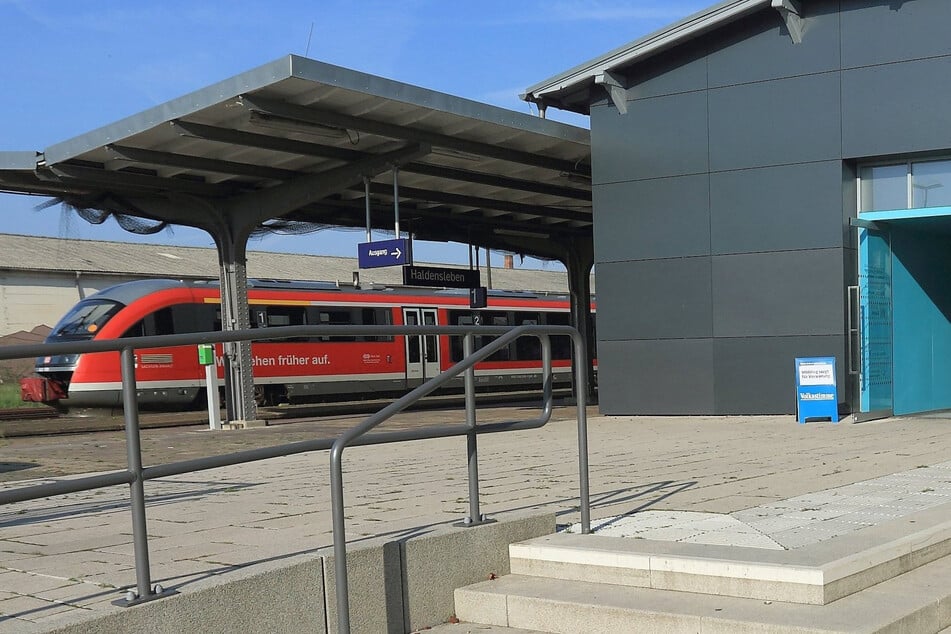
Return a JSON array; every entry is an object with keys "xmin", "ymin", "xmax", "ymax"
[{"xmin": 215, "ymin": 354, "xmax": 331, "ymax": 367}]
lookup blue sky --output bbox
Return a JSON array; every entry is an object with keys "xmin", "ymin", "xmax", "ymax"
[{"xmin": 0, "ymin": 0, "xmax": 706, "ymax": 267}]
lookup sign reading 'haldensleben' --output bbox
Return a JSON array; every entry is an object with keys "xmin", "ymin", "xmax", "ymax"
[{"xmin": 402, "ymin": 265, "xmax": 480, "ymax": 289}]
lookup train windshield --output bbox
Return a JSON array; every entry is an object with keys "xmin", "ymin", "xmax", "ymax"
[{"xmin": 48, "ymin": 299, "xmax": 124, "ymax": 340}]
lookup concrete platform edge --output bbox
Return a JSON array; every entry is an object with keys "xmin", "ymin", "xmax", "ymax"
[{"xmin": 11, "ymin": 511, "xmax": 555, "ymax": 634}]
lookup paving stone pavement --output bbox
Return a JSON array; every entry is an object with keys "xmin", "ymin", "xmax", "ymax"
[
  {"xmin": 570, "ymin": 459, "xmax": 951, "ymax": 549},
  {"xmin": 1, "ymin": 412, "xmax": 950, "ymax": 631}
]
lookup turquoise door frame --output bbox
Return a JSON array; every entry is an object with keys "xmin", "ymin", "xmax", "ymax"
[{"xmin": 854, "ymin": 205, "xmax": 951, "ymax": 418}]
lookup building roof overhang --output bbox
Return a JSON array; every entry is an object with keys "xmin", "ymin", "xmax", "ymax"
[{"xmin": 521, "ymin": 0, "xmax": 772, "ymax": 114}]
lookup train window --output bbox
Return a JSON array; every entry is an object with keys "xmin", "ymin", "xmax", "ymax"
[
  {"xmin": 448, "ymin": 312, "xmax": 473, "ymax": 360},
  {"xmin": 268, "ymin": 306, "xmax": 306, "ymax": 327},
  {"xmin": 49, "ymin": 298, "xmax": 123, "ymax": 340},
  {"xmin": 545, "ymin": 312, "xmax": 572, "ymax": 360},
  {"xmin": 487, "ymin": 315, "xmax": 511, "ymax": 361},
  {"xmin": 123, "ymin": 320, "xmax": 144, "ymax": 338},
  {"xmin": 447, "ymin": 308, "xmax": 576, "ymax": 361},
  {"xmin": 122, "ymin": 307, "xmax": 174, "ymax": 338},
  {"xmin": 170, "ymin": 304, "xmax": 218, "ymax": 334},
  {"xmin": 361, "ymin": 308, "xmax": 394, "ymax": 342},
  {"xmin": 515, "ymin": 312, "xmax": 542, "ymax": 360},
  {"xmin": 305, "ymin": 306, "xmax": 393, "ymax": 343},
  {"xmin": 315, "ymin": 309, "xmax": 355, "ymax": 342},
  {"xmin": 472, "ymin": 311, "xmax": 511, "ymax": 361},
  {"xmin": 255, "ymin": 306, "xmax": 308, "ymax": 342}
]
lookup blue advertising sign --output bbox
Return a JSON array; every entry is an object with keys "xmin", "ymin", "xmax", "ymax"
[
  {"xmin": 358, "ymin": 239, "xmax": 410, "ymax": 269},
  {"xmin": 795, "ymin": 357, "xmax": 839, "ymax": 423}
]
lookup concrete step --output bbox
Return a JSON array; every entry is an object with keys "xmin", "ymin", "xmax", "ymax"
[
  {"xmin": 508, "ymin": 505, "xmax": 951, "ymax": 605},
  {"xmin": 454, "ymin": 553, "xmax": 951, "ymax": 634},
  {"xmin": 422, "ymin": 624, "xmax": 546, "ymax": 633}
]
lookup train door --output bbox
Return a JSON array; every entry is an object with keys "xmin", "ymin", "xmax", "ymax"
[{"xmin": 402, "ymin": 307, "xmax": 440, "ymax": 382}]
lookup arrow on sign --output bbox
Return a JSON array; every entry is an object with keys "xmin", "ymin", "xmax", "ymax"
[{"xmin": 358, "ymin": 238, "xmax": 410, "ymax": 269}]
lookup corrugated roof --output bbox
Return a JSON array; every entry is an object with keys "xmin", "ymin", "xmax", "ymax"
[
  {"xmin": 0, "ymin": 55, "xmax": 592, "ymax": 260},
  {"xmin": 0, "ymin": 233, "xmax": 588, "ymax": 294}
]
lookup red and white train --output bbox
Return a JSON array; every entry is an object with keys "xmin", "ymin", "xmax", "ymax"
[{"xmin": 22, "ymin": 278, "xmax": 594, "ymax": 410}]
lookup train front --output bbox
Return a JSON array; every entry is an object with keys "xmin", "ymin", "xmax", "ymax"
[{"xmin": 20, "ymin": 295, "xmax": 124, "ymax": 408}]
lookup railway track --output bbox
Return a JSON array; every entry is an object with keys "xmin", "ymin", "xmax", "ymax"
[
  {"xmin": 0, "ymin": 389, "xmax": 582, "ymax": 438},
  {"xmin": 0, "ymin": 406, "xmax": 59, "ymax": 421}
]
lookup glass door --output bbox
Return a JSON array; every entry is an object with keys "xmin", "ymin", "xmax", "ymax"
[{"xmin": 852, "ymin": 224, "xmax": 894, "ymax": 421}]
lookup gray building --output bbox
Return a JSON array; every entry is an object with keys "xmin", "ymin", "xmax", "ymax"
[{"xmin": 524, "ymin": 0, "xmax": 951, "ymax": 418}]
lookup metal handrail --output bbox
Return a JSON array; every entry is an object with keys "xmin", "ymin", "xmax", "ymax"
[{"xmin": 0, "ymin": 324, "xmax": 590, "ymax": 625}]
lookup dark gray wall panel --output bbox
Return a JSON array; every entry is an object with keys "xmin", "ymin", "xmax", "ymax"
[
  {"xmin": 841, "ymin": 0, "xmax": 951, "ymax": 68},
  {"xmin": 594, "ymin": 175, "xmax": 711, "ymax": 262},
  {"xmin": 842, "ymin": 56, "xmax": 951, "ymax": 158},
  {"xmin": 596, "ymin": 258, "xmax": 712, "ymax": 340},
  {"xmin": 627, "ymin": 42, "xmax": 708, "ymax": 100},
  {"xmin": 708, "ymin": 72, "xmax": 841, "ymax": 171},
  {"xmin": 590, "ymin": 91, "xmax": 708, "ymax": 184},
  {"xmin": 710, "ymin": 161, "xmax": 844, "ymax": 255},
  {"xmin": 598, "ymin": 338, "xmax": 714, "ymax": 415},
  {"xmin": 707, "ymin": 5, "xmax": 840, "ymax": 88},
  {"xmin": 841, "ymin": 163, "xmax": 858, "ymax": 251},
  {"xmin": 713, "ymin": 335, "xmax": 846, "ymax": 414},
  {"xmin": 712, "ymin": 249, "xmax": 844, "ymax": 338}
]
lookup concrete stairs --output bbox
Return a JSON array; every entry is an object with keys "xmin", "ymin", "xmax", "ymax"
[{"xmin": 450, "ymin": 508, "xmax": 951, "ymax": 633}]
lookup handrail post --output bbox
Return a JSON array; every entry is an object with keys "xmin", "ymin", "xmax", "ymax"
[
  {"xmin": 329, "ymin": 444, "xmax": 351, "ymax": 634},
  {"xmin": 328, "ymin": 325, "xmax": 535, "ymax": 632},
  {"xmin": 540, "ymin": 334, "xmax": 553, "ymax": 407},
  {"xmin": 571, "ymin": 331, "xmax": 591, "ymax": 533},
  {"xmin": 463, "ymin": 333, "xmax": 482, "ymax": 524},
  {"xmin": 120, "ymin": 347, "xmax": 155, "ymax": 602}
]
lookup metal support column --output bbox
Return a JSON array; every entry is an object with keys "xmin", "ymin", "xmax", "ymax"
[
  {"xmin": 463, "ymin": 333, "xmax": 483, "ymax": 525},
  {"xmin": 563, "ymin": 238, "xmax": 596, "ymax": 399},
  {"xmin": 217, "ymin": 235, "xmax": 258, "ymax": 425}
]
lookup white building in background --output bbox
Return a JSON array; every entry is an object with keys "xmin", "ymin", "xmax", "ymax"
[{"xmin": 0, "ymin": 234, "xmax": 587, "ymax": 338}]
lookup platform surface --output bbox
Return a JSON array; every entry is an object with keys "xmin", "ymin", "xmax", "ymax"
[{"xmin": 2, "ymin": 410, "xmax": 950, "ymax": 631}]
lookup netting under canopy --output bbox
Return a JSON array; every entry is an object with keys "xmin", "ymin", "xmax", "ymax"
[
  {"xmin": 41, "ymin": 198, "xmax": 546, "ymax": 264},
  {"xmin": 249, "ymin": 218, "xmax": 355, "ymax": 238},
  {"xmin": 37, "ymin": 198, "xmax": 169, "ymax": 235}
]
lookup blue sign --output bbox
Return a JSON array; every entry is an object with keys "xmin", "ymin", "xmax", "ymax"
[
  {"xmin": 795, "ymin": 357, "xmax": 839, "ymax": 423},
  {"xmin": 358, "ymin": 239, "xmax": 410, "ymax": 269}
]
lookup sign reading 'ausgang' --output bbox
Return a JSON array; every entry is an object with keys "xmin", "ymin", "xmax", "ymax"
[
  {"xmin": 402, "ymin": 265, "xmax": 480, "ymax": 289},
  {"xmin": 357, "ymin": 238, "xmax": 410, "ymax": 269}
]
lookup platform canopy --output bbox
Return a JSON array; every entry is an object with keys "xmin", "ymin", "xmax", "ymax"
[
  {"xmin": 0, "ymin": 55, "xmax": 594, "ymax": 424},
  {"xmin": 0, "ymin": 54, "xmax": 591, "ymax": 258}
]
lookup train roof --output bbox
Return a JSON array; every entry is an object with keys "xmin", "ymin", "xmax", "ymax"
[{"xmin": 87, "ymin": 277, "xmax": 577, "ymax": 305}]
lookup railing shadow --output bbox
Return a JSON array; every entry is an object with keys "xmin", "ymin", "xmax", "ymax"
[
  {"xmin": 0, "ymin": 479, "xmax": 259, "ymax": 527},
  {"xmin": 0, "ymin": 322, "xmax": 590, "ymax": 634}
]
